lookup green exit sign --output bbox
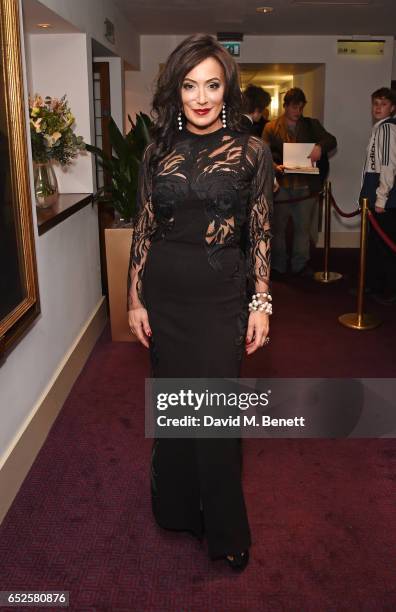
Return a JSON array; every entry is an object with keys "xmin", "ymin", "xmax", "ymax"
[{"xmin": 221, "ymin": 42, "xmax": 240, "ymax": 57}]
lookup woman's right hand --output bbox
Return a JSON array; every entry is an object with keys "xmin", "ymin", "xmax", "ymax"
[{"xmin": 128, "ymin": 307, "xmax": 152, "ymax": 348}]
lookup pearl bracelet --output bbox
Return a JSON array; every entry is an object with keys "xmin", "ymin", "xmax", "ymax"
[
  {"xmin": 254, "ymin": 292, "xmax": 272, "ymax": 301},
  {"xmin": 248, "ymin": 292, "xmax": 273, "ymax": 314}
]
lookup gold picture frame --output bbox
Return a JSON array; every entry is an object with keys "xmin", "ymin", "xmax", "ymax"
[{"xmin": 0, "ymin": 0, "xmax": 40, "ymax": 359}]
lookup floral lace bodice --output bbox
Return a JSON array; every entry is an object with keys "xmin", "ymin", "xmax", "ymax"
[{"xmin": 127, "ymin": 126, "xmax": 273, "ymax": 310}]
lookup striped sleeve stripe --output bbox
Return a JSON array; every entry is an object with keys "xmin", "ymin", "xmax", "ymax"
[{"xmin": 381, "ymin": 123, "xmax": 390, "ymax": 165}]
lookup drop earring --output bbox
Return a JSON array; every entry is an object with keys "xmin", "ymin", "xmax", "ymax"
[
  {"xmin": 177, "ymin": 111, "xmax": 183, "ymax": 131},
  {"xmin": 222, "ymin": 103, "xmax": 227, "ymax": 128}
]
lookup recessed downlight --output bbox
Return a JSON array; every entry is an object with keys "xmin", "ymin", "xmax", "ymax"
[
  {"xmin": 37, "ymin": 23, "xmax": 53, "ymax": 29},
  {"xmin": 256, "ymin": 6, "xmax": 274, "ymax": 13}
]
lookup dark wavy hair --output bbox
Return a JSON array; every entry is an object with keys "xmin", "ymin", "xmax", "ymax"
[
  {"xmin": 149, "ymin": 33, "xmax": 243, "ymax": 169},
  {"xmin": 283, "ymin": 87, "xmax": 307, "ymax": 107},
  {"xmin": 242, "ymin": 85, "xmax": 271, "ymax": 114}
]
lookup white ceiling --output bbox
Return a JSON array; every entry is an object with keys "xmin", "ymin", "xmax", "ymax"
[
  {"xmin": 22, "ymin": 0, "xmax": 80, "ymax": 34},
  {"xmin": 114, "ymin": 0, "xmax": 396, "ymax": 36}
]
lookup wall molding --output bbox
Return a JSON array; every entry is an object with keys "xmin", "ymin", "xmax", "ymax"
[{"xmin": 0, "ymin": 296, "xmax": 107, "ymax": 525}]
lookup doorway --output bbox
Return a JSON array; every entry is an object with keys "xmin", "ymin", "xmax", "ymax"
[{"xmin": 239, "ymin": 63, "xmax": 326, "ymax": 123}]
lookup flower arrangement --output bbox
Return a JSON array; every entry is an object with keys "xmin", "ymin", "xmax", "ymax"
[{"xmin": 29, "ymin": 94, "xmax": 85, "ymax": 164}]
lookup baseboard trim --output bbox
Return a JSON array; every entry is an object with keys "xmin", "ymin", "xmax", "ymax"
[{"xmin": 0, "ymin": 296, "xmax": 107, "ymax": 525}]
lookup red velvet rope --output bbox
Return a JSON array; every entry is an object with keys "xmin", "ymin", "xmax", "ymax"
[
  {"xmin": 367, "ymin": 210, "xmax": 396, "ymax": 253},
  {"xmin": 330, "ymin": 194, "xmax": 360, "ymax": 218}
]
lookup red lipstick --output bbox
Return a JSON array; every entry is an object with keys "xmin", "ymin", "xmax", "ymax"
[{"xmin": 193, "ymin": 109, "xmax": 211, "ymax": 115}]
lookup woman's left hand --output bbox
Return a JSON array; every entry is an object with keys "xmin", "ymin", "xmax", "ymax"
[{"xmin": 245, "ymin": 312, "xmax": 270, "ymax": 356}]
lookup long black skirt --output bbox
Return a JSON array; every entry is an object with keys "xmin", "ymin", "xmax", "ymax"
[{"xmin": 143, "ymin": 239, "xmax": 251, "ymax": 559}]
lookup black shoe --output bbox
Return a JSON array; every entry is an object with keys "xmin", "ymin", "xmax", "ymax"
[{"xmin": 225, "ymin": 550, "xmax": 249, "ymax": 572}]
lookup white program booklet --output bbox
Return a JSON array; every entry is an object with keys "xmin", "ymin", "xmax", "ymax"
[{"xmin": 283, "ymin": 142, "xmax": 319, "ymax": 174}]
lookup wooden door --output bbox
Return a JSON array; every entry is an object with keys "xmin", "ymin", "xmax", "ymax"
[{"xmin": 93, "ymin": 61, "xmax": 114, "ymax": 296}]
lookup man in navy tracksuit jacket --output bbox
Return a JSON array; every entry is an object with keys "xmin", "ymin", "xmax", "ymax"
[{"xmin": 360, "ymin": 87, "xmax": 396, "ymax": 304}]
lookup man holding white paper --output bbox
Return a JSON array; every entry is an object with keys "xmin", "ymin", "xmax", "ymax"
[{"xmin": 263, "ymin": 88, "xmax": 337, "ymax": 277}]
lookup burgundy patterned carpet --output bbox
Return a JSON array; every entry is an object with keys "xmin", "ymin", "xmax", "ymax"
[{"xmin": 0, "ymin": 249, "xmax": 395, "ymax": 612}]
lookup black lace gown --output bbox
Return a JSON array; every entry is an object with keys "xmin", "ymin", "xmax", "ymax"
[{"xmin": 127, "ymin": 125, "xmax": 273, "ymax": 559}]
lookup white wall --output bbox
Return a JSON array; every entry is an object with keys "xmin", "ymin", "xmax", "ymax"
[
  {"xmin": 294, "ymin": 65, "xmax": 325, "ymax": 123},
  {"xmin": 0, "ymin": 207, "xmax": 102, "ymax": 461},
  {"xmin": 37, "ymin": 0, "xmax": 140, "ymax": 69},
  {"xmin": 25, "ymin": 33, "xmax": 95, "ymax": 193},
  {"xmin": 125, "ymin": 36, "xmax": 173, "ymax": 125},
  {"xmin": 392, "ymin": 44, "xmax": 396, "ymax": 80},
  {"xmin": 125, "ymin": 35, "xmax": 394, "ymax": 231},
  {"xmin": 0, "ymin": 3, "xmax": 102, "ymax": 465}
]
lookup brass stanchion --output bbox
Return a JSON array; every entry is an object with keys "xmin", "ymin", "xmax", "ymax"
[
  {"xmin": 338, "ymin": 197, "xmax": 381, "ymax": 330},
  {"xmin": 314, "ymin": 181, "xmax": 342, "ymax": 283}
]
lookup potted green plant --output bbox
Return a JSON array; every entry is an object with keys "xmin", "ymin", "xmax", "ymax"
[
  {"xmin": 85, "ymin": 112, "xmax": 153, "ymax": 341},
  {"xmin": 86, "ymin": 112, "xmax": 152, "ymax": 224}
]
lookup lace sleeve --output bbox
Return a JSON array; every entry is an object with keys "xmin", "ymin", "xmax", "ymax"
[
  {"xmin": 127, "ymin": 143, "xmax": 157, "ymax": 311},
  {"xmin": 246, "ymin": 136, "xmax": 273, "ymax": 294}
]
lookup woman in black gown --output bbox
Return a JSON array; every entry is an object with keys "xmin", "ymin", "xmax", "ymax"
[{"xmin": 127, "ymin": 33, "xmax": 273, "ymax": 570}]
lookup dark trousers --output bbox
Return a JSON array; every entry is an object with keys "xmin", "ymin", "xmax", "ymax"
[
  {"xmin": 272, "ymin": 186, "xmax": 316, "ymax": 273},
  {"xmin": 366, "ymin": 209, "xmax": 396, "ymax": 295},
  {"xmin": 150, "ymin": 437, "xmax": 251, "ymax": 559}
]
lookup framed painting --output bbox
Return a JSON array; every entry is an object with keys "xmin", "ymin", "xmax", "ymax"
[{"xmin": 0, "ymin": 0, "xmax": 40, "ymax": 360}]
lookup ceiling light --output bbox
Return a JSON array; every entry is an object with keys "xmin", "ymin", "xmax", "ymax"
[
  {"xmin": 37, "ymin": 23, "xmax": 53, "ymax": 29},
  {"xmin": 256, "ymin": 6, "xmax": 274, "ymax": 13}
]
